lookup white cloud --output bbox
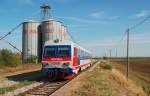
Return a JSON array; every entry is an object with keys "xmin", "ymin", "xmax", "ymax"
[
  {"xmin": 89, "ymin": 11, "xmax": 120, "ymax": 20},
  {"xmin": 16, "ymin": 0, "xmax": 34, "ymax": 5},
  {"xmin": 136, "ymin": 10, "xmax": 149, "ymax": 18},
  {"xmin": 57, "ymin": 16, "xmax": 108, "ymax": 24},
  {"xmin": 82, "ymin": 43, "xmax": 116, "ymax": 47},
  {"xmin": 90, "ymin": 11, "xmax": 104, "ymax": 18},
  {"xmin": 108, "ymin": 16, "xmax": 120, "ymax": 20},
  {"xmin": 67, "ymin": 24, "xmax": 88, "ymax": 28},
  {"xmin": 81, "ymin": 36, "xmax": 123, "ymax": 48}
]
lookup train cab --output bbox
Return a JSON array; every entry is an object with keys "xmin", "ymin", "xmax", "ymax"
[{"xmin": 42, "ymin": 40, "xmax": 92, "ymax": 79}]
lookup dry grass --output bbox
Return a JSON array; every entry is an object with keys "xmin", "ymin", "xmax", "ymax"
[
  {"xmin": 53, "ymin": 61, "xmax": 145, "ymax": 96},
  {"xmin": 70, "ymin": 70, "xmax": 112, "ymax": 96},
  {"xmin": 111, "ymin": 69, "xmax": 128, "ymax": 88}
]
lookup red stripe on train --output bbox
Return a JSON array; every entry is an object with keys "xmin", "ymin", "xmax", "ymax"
[{"xmin": 42, "ymin": 57, "xmax": 71, "ymax": 61}]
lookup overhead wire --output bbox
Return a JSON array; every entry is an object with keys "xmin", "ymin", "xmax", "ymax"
[
  {"xmin": 0, "ymin": 9, "xmax": 42, "ymax": 53},
  {"xmin": 103, "ymin": 31, "xmax": 127, "ymax": 57},
  {"xmin": 129, "ymin": 16, "xmax": 150, "ymax": 30},
  {"xmin": 0, "ymin": 23, "xmax": 23, "ymax": 53},
  {"xmin": 0, "ymin": 23, "xmax": 22, "ymax": 41},
  {"xmin": 0, "ymin": 8, "xmax": 42, "ymax": 41},
  {"xmin": 111, "ymin": 31, "xmax": 127, "ymax": 50},
  {"xmin": 66, "ymin": 28, "xmax": 79, "ymax": 45},
  {"xmin": 106, "ymin": 15, "xmax": 150, "ymax": 57},
  {"xmin": 3, "ymin": 40, "xmax": 22, "ymax": 53}
]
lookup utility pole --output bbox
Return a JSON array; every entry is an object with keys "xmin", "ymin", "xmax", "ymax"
[
  {"xmin": 109, "ymin": 49, "xmax": 111, "ymax": 58},
  {"xmin": 116, "ymin": 48, "xmax": 117, "ymax": 57},
  {"xmin": 105, "ymin": 53, "xmax": 107, "ymax": 57},
  {"xmin": 126, "ymin": 28, "xmax": 130, "ymax": 80}
]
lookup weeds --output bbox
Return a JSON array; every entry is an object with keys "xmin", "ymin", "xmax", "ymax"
[
  {"xmin": 100, "ymin": 59, "xmax": 113, "ymax": 70},
  {"xmin": 0, "ymin": 80, "xmax": 36, "ymax": 94},
  {"xmin": 103, "ymin": 64, "xmax": 113, "ymax": 70}
]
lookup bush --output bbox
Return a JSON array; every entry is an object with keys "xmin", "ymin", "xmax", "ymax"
[
  {"xmin": 103, "ymin": 64, "xmax": 113, "ymax": 70},
  {"xmin": 0, "ymin": 49, "xmax": 21, "ymax": 67},
  {"xmin": 26, "ymin": 55, "xmax": 37, "ymax": 63},
  {"xmin": 103, "ymin": 56, "xmax": 108, "ymax": 60}
]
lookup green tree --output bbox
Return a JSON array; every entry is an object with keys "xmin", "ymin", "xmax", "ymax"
[{"xmin": 0, "ymin": 49, "xmax": 21, "ymax": 67}]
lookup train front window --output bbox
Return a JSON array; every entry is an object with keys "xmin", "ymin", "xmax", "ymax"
[
  {"xmin": 44, "ymin": 47, "xmax": 56, "ymax": 57},
  {"xmin": 58, "ymin": 46, "xmax": 71, "ymax": 57},
  {"xmin": 43, "ymin": 46, "xmax": 71, "ymax": 58}
]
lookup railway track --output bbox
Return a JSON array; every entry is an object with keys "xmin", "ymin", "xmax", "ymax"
[
  {"xmin": 17, "ymin": 80, "xmax": 69, "ymax": 96},
  {"xmin": 16, "ymin": 60, "xmax": 99, "ymax": 96}
]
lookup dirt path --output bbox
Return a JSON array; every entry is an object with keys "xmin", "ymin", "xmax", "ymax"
[
  {"xmin": 0, "ymin": 64, "xmax": 41, "ymax": 88},
  {"xmin": 88, "ymin": 61, "xmax": 100, "ymax": 71},
  {"xmin": 0, "ymin": 64, "xmax": 41, "ymax": 78}
]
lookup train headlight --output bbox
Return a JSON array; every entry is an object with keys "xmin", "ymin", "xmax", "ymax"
[{"xmin": 62, "ymin": 62, "xmax": 70, "ymax": 68}]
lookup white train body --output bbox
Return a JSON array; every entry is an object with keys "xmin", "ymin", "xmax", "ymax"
[{"xmin": 42, "ymin": 40, "xmax": 93, "ymax": 79}]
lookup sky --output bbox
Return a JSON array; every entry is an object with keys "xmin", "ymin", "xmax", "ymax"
[{"xmin": 0, "ymin": 0, "xmax": 150, "ymax": 57}]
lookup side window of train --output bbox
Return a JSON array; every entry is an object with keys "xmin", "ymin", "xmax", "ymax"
[{"xmin": 78, "ymin": 49, "xmax": 81, "ymax": 58}]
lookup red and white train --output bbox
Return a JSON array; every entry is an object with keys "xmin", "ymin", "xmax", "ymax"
[{"xmin": 42, "ymin": 40, "xmax": 93, "ymax": 79}]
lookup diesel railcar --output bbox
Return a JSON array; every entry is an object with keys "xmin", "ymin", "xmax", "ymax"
[{"xmin": 42, "ymin": 40, "xmax": 93, "ymax": 79}]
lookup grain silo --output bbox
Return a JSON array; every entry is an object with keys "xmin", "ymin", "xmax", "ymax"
[
  {"xmin": 56, "ymin": 21, "xmax": 62, "ymax": 42},
  {"xmin": 41, "ymin": 19, "xmax": 63, "ymax": 43},
  {"xmin": 60, "ymin": 24, "xmax": 67, "ymax": 42},
  {"xmin": 22, "ymin": 20, "xmax": 39, "ymax": 63},
  {"xmin": 56, "ymin": 21, "xmax": 62, "ymax": 41},
  {"xmin": 63, "ymin": 26, "xmax": 67, "ymax": 41},
  {"xmin": 41, "ymin": 19, "xmax": 54, "ymax": 43}
]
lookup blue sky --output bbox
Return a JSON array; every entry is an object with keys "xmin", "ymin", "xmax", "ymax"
[{"xmin": 0, "ymin": 0, "xmax": 150, "ymax": 57}]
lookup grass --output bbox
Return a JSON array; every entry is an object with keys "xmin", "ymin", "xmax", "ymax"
[
  {"xmin": 72, "ymin": 68, "xmax": 113, "ymax": 96},
  {"xmin": 0, "ymin": 80, "xmax": 36, "ymax": 94}
]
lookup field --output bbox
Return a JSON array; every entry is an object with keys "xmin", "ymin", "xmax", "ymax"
[{"xmin": 110, "ymin": 58, "xmax": 150, "ymax": 95}]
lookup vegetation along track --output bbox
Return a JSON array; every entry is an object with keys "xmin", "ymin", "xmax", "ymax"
[{"xmin": 16, "ymin": 60, "xmax": 99, "ymax": 96}]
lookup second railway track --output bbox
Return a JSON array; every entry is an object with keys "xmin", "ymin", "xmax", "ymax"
[
  {"xmin": 15, "ymin": 73, "xmax": 75, "ymax": 96},
  {"xmin": 17, "ymin": 80, "xmax": 69, "ymax": 96}
]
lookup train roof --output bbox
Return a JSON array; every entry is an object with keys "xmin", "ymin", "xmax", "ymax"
[{"xmin": 44, "ymin": 40, "xmax": 92, "ymax": 54}]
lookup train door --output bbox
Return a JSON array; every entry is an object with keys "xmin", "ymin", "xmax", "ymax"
[{"xmin": 73, "ymin": 47, "xmax": 78, "ymax": 66}]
